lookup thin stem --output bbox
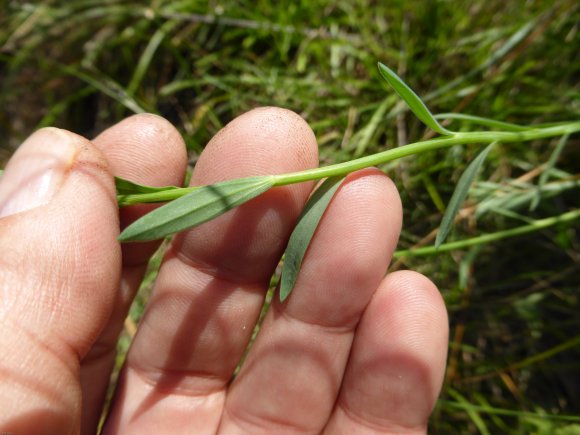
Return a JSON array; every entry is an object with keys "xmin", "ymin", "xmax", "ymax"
[
  {"xmin": 116, "ymin": 121, "xmax": 580, "ymax": 206},
  {"xmin": 117, "ymin": 186, "xmax": 198, "ymax": 206},
  {"xmin": 438, "ymin": 400, "xmax": 580, "ymax": 423},
  {"xmin": 393, "ymin": 209, "xmax": 580, "ymax": 258},
  {"xmin": 271, "ymin": 122, "xmax": 580, "ymax": 186}
]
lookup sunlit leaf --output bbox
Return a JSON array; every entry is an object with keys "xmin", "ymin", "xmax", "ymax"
[
  {"xmin": 377, "ymin": 62, "xmax": 453, "ymax": 136},
  {"xmin": 119, "ymin": 176, "xmax": 275, "ymax": 242},
  {"xmin": 436, "ymin": 142, "xmax": 495, "ymax": 248},
  {"xmin": 279, "ymin": 176, "xmax": 346, "ymax": 302}
]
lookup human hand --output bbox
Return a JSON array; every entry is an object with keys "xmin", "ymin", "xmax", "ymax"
[{"xmin": 0, "ymin": 108, "xmax": 448, "ymax": 434}]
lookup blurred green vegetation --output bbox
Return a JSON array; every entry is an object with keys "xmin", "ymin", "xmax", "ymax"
[{"xmin": 1, "ymin": 0, "xmax": 579, "ymax": 433}]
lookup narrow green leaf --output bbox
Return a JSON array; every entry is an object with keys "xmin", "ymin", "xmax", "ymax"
[
  {"xmin": 440, "ymin": 399, "xmax": 580, "ymax": 423},
  {"xmin": 59, "ymin": 64, "xmax": 150, "ymax": 114},
  {"xmin": 529, "ymin": 133, "xmax": 569, "ymax": 211},
  {"xmin": 115, "ymin": 176, "xmax": 180, "ymax": 195},
  {"xmin": 279, "ymin": 176, "xmax": 346, "ymax": 302},
  {"xmin": 447, "ymin": 389, "xmax": 491, "ymax": 435},
  {"xmin": 377, "ymin": 62, "xmax": 453, "ymax": 136},
  {"xmin": 436, "ymin": 142, "xmax": 495, "ymax": 248},
  {"xmin": 434, "ymin": 113, "xmax": 531, "ymax": 132},
  {"xmin": 119, "ymin": 176, "xmax": 275, "ymax": 242},
  {"xmin": 116, "ymin": 176, "xmax": 191, "ymax": 206},
  {"xmin": 395, "ymin": 209, "xmax": 580, "ymax": 258},
  {"xmin": 127, "ymin": 21, "xmax": 177, "ymax": 96}
]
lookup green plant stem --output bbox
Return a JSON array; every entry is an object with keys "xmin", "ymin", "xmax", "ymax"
[
  {"xmin": 270, "ymin": 123, "xmax": 580, "ymax": 186},
  {"xmin": 116, "ymin": 122, "xmax": 580, "ymax": 205},
  {"xmin": 438, "ymin": 400, "xmax": 580, "ymax": 423},
  {"xmin": 394, "ymin": 209, "xmax": 580, "ymax": 258},
  {"xmin": 117, "ymin": 186, "xmax": 198, "ymax": 206}
]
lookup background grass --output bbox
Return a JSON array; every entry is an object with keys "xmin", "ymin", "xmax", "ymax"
[{"xmin": 1, "ymin": 0, "xmax": 579, "ymax": 433}]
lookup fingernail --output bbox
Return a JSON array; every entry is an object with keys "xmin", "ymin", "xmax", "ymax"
[{"xmin": 0, "ymin": 128, "xmax": 77, "ymax": 218}]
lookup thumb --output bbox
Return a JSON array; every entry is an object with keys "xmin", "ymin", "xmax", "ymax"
[{"xmin": 0, "ymin": 128, "xmax": 121, "ymax": 434}]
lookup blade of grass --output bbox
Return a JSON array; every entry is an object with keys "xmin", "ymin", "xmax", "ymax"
[
  {"xmin": 504, "ymin": 333, "xmax": 580, "ymax": 372},
  {"xmin": 434, "ymin": 113, "xmax": 531, "ymax": 132},
  {"xmin": 447, "ymin": 389, "xmax": 491, "ymax": 435},
  {"xmin": 425, "ymin": 16, "xmax": 539, "ymax": 102},
  {"xmin": 60, "ymin": 64, "xmax": 151, "ymax": 114},
  {"xmin": 118, "ymin": 176, "xmax": 275, "ymax": 242},
  {"xmin": 436, "ymin": 142, "xmax": 495, "ymax": 248},
  {"xmin": 377, "ymin": 62, "xmax": 453, "ymax": 136},
  {"xmin": 279, "ymin": 176, "xmax": 345, "ymax": 302},
  {"xmin": 350, "ymin": 96, "xmax": 395, "ymax": 156},
  {"xmin": 440, "ymin": 400, "xmax": 580, "ymax": 423},
  {"xmin": 421, "ymin": 173, "xmax": 446, "ymax": 213},
  {"xmin": 530, "ymin": 133, "xmax": 570, "ymax": 210},
  {"xmin": 475, "ymin": 178, "xmax": 579, "ymax": 218},
  {"xmin": 127, "ymin": 20, "xmax": 177, "ymax": 96},
  {"xmin": 37, "ymin": 86, "xmax": 96, "ymax": 128}
]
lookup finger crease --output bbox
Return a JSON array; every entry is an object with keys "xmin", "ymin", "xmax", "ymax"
[
  {"xmin": 170, "ymin": 244, "xmax": 268, "ymax": 289},
  {"xmin": 128, "ymin": 363, "xmax": 228, "ymax": 398},
  {"xmin": 273, "ymin": 302, "xmax": 358, "ymax": 336},
  {"xmin": 223, "ymin": 406, "xmax": 319, "ymax": 435},
  {"xmin": 336, "ymin": 399, "xmax": 426, "ymax": 434}
]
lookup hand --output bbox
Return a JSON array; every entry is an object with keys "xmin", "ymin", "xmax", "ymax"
[{"xmin": 0, "ymin": 108, "xmax": 448, "ymax": 434}]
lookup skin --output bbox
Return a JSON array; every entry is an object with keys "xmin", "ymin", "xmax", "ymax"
[{"xmin": 0, "ymin": 108, "xmax": 448, "ymax": 434}]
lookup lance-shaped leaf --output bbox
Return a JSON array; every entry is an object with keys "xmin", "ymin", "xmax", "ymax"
[
  {"xmin": 119, "ymin": 176, "xmax": 275, "ymax": 242},
  {"xmin": 377, "ymin": 62, "xmax": 453, "ymax": 136},
  {"xmin": 279, "ymin": 176, "xmax": 346, "ymax": 302},
  {"xmin": 115, "ymin": 176, "xmax": 191, "ymax": 207},
  {"xmin": 115, "ymin": 176, "xmax": 180, "ymax": 195},
  {"xmin": 436, "ymin": 142, "xmax": 495, "ymax": 248}
]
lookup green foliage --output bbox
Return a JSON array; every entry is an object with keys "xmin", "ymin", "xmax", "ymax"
[
  {"xmin": 119, "ymin": 176, "xmax": 275, "ymax": 241},
  {"xmin": 279, "ymin": 176, "xmax": 345, "ymax": 302},
  {"xmin": 436, "ymin": 142, "xmax": 495, "ymax": 248},
  {"xmin": 377, "ymin": 62, "xmax": 452, "ymax": 135},
  {"xmin": 115, "ymin": 176, "xmax": 178, "ymax": 195}
]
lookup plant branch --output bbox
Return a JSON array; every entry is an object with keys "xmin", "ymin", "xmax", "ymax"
[
  {"xmin": 393, "ymin": 208, "xmax": 580, "ymax": 258},
  {"xmin": 116, "ymin": 121, "xmax": 580, "ymax": 206},
  {"xmin": 270, "ymin": 122, "xmax": 580, "ymax": 186}
]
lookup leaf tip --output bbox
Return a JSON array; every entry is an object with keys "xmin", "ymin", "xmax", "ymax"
[
  {"xmin": 117, "ymin": 228, "xmax": 135, "ymax": 243},
  {"xmin": 434, "ymin": 232, "xmax": 444, "ymax": 250},
  {"xmin": 279, "ymin": 287, "xmax": 290, "ymax": 302},
  {"xmin": 376, "ymin": 61, "xmax": 453, "ymax": 136}
]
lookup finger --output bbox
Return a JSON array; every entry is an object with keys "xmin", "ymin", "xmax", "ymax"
[
  {"xmin": 93, "ymin": 113, "xmax": 188, "ymax": 265},
  {"xmin": 0, "ymin": 128, "xmax": 120, "ymax": 433},
  {"xmin": 324, "ymin": 271, "xmax": 448, "ymax": 434},
  {"xmin": 81, "ymin": 114, "xmax": 187, "ymax": 431},
  {"xmin": 219, "ymin": 169, "xmax": 402, "ymax": 433},
  {"xmin": 103, "ymin": 107, "xmax": 319, "ymax": 433}
]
